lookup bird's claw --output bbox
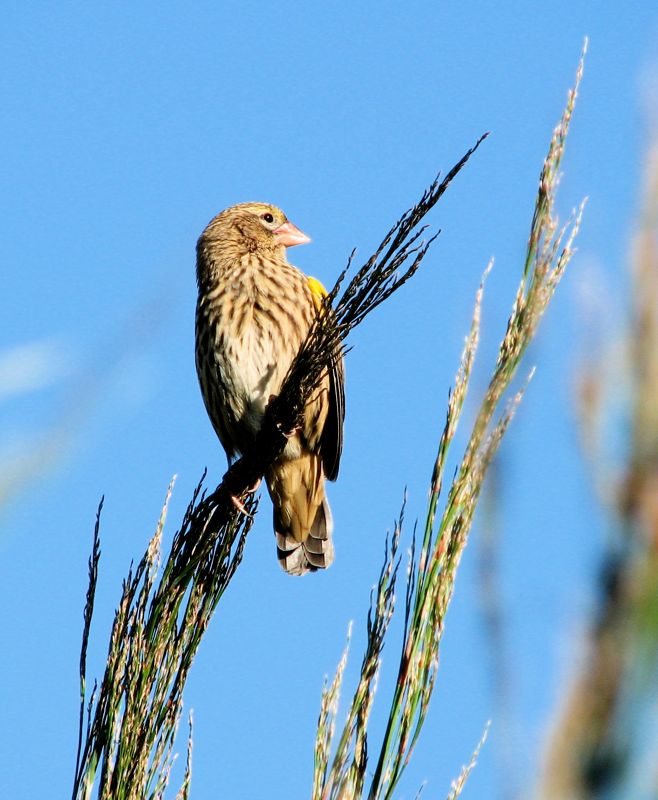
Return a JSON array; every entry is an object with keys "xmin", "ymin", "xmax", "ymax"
[
  {"xmin": 275, "ymin": 421, "xmax": 300, "ymax": 438},
  {"xmin": 230, "ymin": 494, "xmax": 254, "ymax": 518},
  {"xmin": 230, "ymin": 478, "xmax": 262, "ymax": 518}
]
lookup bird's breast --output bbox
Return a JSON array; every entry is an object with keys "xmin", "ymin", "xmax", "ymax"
[{"xmin": 204, "ymin": 256, "xmax": 314, "ymax": 437}]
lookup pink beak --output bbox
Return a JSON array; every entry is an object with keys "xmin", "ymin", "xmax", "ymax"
[{"xmin": 273, "ymin": 221, "xmax": 311, "ymax": 247}]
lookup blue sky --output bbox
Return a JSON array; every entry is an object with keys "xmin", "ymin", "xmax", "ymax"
[{"xmin": 1, "ymin": 2, "xmax": 657, "ymax": 798}]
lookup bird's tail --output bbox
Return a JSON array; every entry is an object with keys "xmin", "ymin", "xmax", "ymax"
[{"xmin": 266, "ymin": 453, "xmax": 335, "ymax": 576}]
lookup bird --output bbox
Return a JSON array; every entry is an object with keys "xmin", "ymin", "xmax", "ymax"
[{"xmin": 195, "ymin": 202, "xmax": 345, "ymax": 576}]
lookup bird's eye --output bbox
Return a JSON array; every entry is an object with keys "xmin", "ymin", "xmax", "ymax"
[{"xmin": 261, "ymin": 213, "xmax": 274, "ymax": 223}]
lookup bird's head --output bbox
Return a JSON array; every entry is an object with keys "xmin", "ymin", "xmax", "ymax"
[{"xmin": 201, "ymin": 202, "xmax": 311, "ymax": 259}]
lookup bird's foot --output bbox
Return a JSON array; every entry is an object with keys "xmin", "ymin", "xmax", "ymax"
[
  {"xmin": 245, "ymin": 477, "xmax": 262, "ymax": 494},
  {"xmin": 275, "ymin": 420, "xmax": 301, "ymax": 439},
  {"xmin": 230, "ymin": 478, "xmax": 262, "ymax": 518},
  {"xmin": 230, "ymin": 494, "xmax": 253, "ymax": 518},
  {"xmin": 268, "ymin": 394, "xmax": 300, "ymax": 439}
]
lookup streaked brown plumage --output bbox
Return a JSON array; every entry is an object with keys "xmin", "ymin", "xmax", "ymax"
[{"xmin": 195, "ymin": 202, "xmax": 345, "ymax": 576}]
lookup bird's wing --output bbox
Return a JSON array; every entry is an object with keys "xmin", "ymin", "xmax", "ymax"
[{"xmin": 307, "ymin": 277, "xmax": 345, "ymax": 482}]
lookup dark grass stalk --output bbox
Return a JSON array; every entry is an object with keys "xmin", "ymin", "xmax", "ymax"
[
  {"xmin": 312, "ymin": 43, "xmax": 586, "ymax": 800},
  {"xmin": 72, "ymin": 139, "xmax": 487, "ymax": 799},
  {"xmin": 72, "ymin": 479, "xmax": 256, "ymax": 799},
  {"xmin": 74, "ymin": 498, "xmax": 103, "ymax": 790}
]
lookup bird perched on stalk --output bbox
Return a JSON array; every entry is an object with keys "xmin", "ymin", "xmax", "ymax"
[{"xmin": 195, "ymin": 202, "xmax": 345, "ymax": 576}]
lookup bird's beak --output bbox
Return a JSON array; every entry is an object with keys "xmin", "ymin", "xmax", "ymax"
[{"xmin": 273, "ymin": 221, "xmax": 311, "ymax": 247}]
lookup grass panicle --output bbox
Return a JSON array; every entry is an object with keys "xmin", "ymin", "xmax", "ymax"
[
  {"xmin": 312, "ymin": 43, "xmax": 586, "ymax": 800},
  {"xmin": 446, "ymin": 724, "xmax": 491, "ymax": 800},
  {"xmin": 72, "ymin": 478, "xmax": 257, "ymax": 799}
]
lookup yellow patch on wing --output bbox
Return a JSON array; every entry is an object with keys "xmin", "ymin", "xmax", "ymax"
[{"xmin": 307, "ymin": 276, "xmax": 329, "ymax": 312}]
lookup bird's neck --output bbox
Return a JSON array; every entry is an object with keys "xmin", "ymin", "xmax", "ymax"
[{"xmin": 196, "ymin": 240, "xmax": 287, "ymax": 297}]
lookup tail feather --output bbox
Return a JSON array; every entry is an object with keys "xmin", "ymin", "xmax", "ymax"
[
  {"xmin": 275, "ymin": 498, "xmax": 334, "ymax": 574},
  {"xmin": 267, "ymin": 454, "xmax": 335, "ymax": 576}
]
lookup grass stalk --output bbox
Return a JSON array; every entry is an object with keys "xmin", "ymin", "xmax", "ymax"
[{"xmin": 313, "ymin": 42, "xmax": 587, "ymax": 800}]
